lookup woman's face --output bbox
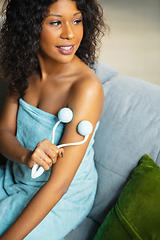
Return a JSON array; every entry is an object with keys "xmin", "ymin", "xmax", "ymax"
[{"xmin": 38, "ymin": 0, "xmax": 83, "ymax": 65}]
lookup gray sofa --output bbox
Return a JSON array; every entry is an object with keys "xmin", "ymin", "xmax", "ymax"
[{"xmin": 0, "ymin": 62, "xmax": 160, "ymax": 239}]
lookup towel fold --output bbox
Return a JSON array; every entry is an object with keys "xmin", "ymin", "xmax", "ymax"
[{"xmin": 0, "ymin": 98, "xmax": 98, "ymax": 239}]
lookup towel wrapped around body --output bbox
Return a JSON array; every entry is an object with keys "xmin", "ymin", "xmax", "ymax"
[{"xmin": 0, "ymin": 98, "xmax": 98, "ymax": 240}]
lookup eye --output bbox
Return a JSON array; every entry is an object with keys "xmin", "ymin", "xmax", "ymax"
[
  {"xmin": 73, "ymin": 19, "xmax": 82, "ymax": 25},
  {"xmin": 50, "ymin": 21, "xmax": 61, "ymax": 26}
]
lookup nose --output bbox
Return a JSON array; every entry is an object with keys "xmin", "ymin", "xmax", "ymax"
[{"xmin": 60, "ymin": 23, "xmax": 74, "ymax": 40}]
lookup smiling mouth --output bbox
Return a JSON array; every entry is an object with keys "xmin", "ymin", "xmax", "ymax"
[
  {"xmin": 56, "ymin": 45, "xmax": 75, "ymax": 55},
  {"xmin": 57, "ymin": 46, "xmax": 73, "ymax": 50}
]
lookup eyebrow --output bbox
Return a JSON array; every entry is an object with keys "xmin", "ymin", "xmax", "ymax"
[{"xmin": 47, "ymin": 12, "xmax": 81, "ymax": 18}]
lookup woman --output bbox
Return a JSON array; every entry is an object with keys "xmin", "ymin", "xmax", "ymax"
[{"xmin": 0, "ymin": 0, "xmax": 107, "ymax": 239}]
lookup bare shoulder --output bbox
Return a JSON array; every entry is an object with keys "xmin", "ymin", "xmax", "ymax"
[
  {"xmin": 68, "ymin": 63, "xmax": 104, "ymax": 121},
  {"xmin": 70, "ymin": 62, "xmax": 104, "ymax": 100}
]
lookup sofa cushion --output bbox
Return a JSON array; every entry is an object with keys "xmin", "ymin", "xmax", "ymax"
[
  {"xmin": 94, "ymin": 154, "xmax": 160, "ymax": 239},
  {"xmin": 65, "ymin": 217, "xmax": 100, "ymax": 240},
  {"xmin": 93, "ymin": 61, "xmax": 118, "ymax": 84},
  {"xmin": 89, "ymin": 76, "xmax": 160, "ymax": 225}
]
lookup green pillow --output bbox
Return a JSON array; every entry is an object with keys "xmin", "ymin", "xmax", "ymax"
[{"xmin": 94, "ymin": 154, "xmax": 160, "ymax": 240}]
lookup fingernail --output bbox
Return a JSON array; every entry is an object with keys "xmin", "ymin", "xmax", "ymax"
[{"xmin": 60, "ymin": 152, "xmax": 63, "ymax": 157}]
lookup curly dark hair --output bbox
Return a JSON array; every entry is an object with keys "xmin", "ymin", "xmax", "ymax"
[{"xmin": 0, "ymin": 0, "xmax": 108, "ymax": 97}]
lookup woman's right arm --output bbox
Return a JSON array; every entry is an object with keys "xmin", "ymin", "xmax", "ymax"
[{"xmin": 0, "ymin": 94, "xmax": 62, "ymax": 169}]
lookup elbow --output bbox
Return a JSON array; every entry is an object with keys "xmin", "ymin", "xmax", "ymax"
[
  {"xmin": 0, "ymin": 127, "xmax": 15, "ymax": 136},
  {"xmin": 62, "ymin": 185, "xmax": 69, "ymax": 196},
  {"xmin": 47, "ymin": 179, "xmax": 70, "ymax": 198},
  {"xmin": 55, "ymin": 185, "xmax": 69, "ymax": 200},
  {"xmin": 58, "ymin": 182, "xmax": 69, "ymax": 196}
]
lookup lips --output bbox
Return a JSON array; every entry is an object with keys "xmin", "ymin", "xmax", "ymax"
[{"xmin": 56, "ymin": 44, "xmax": 75, "ymax": 55}]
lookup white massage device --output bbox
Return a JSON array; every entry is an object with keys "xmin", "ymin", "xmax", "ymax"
[{"xmin": 31, "ymin": 108, "xmax": 93, "ymax": 179}]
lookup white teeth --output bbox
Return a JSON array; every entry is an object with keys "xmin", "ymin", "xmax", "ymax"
[{"xmin": 60, "ymin": 46, "xmax": 72, "ymax": 50}]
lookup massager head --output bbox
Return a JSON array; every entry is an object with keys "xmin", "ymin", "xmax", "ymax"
[
  {"xmin": 58, "ymin": 108, "xmax": 73, "ymax": 123},
  {"xmin": 77, "ymin": 120, "xmax": 93, "ymax": 136}
]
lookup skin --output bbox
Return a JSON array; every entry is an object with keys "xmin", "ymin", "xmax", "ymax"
[{"xmin": 0, "ymin": 0, "xmax": 104, "ymax": 239}]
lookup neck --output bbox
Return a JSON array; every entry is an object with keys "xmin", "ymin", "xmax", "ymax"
[{"xmin": 38, "ymin": 54, "xmax": 77, "ymax": 81}]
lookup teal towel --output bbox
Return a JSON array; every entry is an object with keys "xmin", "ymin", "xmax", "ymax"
[{"xmin": 0, "ymin": 98, "xmax": 98, "ymax": 239}]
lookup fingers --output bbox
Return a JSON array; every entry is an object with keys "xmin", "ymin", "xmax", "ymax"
[
  {"xmin": 34, "ymin": 147, "xmax": 55, "ymax": 170},
  {"xmin": 31, "ymin": 139, "xmax": 64, "ymax": 170},
  {"xmin": 37, "ymin": 140, "xmax": 57, "ymax": 164}
]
